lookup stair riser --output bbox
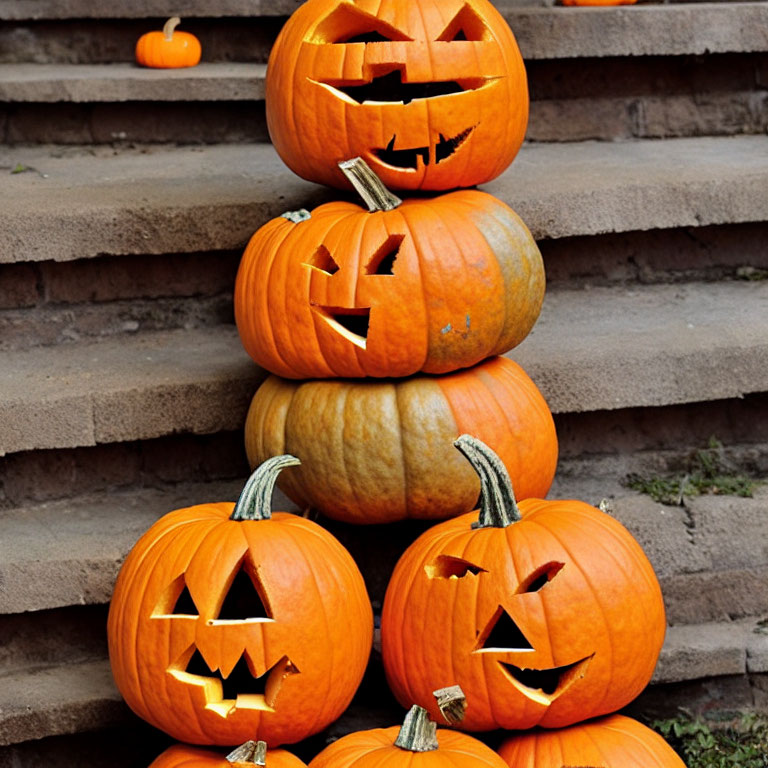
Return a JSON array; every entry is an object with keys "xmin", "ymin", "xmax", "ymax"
[{"xmin": 2, "ymin": 223, "xmax": 766, "ymax": 351}]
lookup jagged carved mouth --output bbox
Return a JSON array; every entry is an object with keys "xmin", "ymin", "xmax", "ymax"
[
  {"xmin": 316, "ymin": 69, "xmax": 486, "ymax": 106},
  {"xmin": 168, "ymin": 648, "xmax": 299, "ymax": 718},
  {"xmin": 312, "ymin": 306, "xmax": 370, "ymax": 349},
  {"xmin": 498, "ymin": 655, "xmax": 594, "ymax": 706},
  {"xmin": 374, "ymin": 126, "xmax": 475, "ymax": 169}
]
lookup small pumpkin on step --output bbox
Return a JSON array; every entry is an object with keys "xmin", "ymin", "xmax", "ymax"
[{"xmin": 136, "ymin": 17, "xmax": 202, "ymax": 68}]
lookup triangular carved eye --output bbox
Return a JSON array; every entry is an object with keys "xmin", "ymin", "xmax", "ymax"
[
  {"xmin": 437, "ymin": 4, "xmax": 489, "ymax": 42},
  {"xmin": 306, "ymin": 244, "xmax": 340, "ymax": 275},
  {"xmin": 313, "ymin": 5, "xmax": 412, "ymax": 44},
  {"xmin": 213, "ymin": 562, "xmax": 273, "ymax": 622},
  {"xmin": 153, "ymin": 575, "xmax": 200, "ymax": 617},
  {"xmin": 366, "ymin": 234, "xmax": 404, "ymax": 275}
]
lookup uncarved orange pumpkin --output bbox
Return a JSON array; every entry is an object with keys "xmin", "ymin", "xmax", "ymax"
[
  {"xmin": 136, "ymin": 17, "xmax": 202, "ymax": 68},
  {"xmin": 244, "ymin": 357, "xmax": 558, "ymax": 524},
  {"xmin": 108, "ymin": 455, "xmax": 373, "ymax": 746},
  {"xmin": 498, "ymin": 714, "xmax": 685, "ymax": 767},
  {"xmin": 381, "ymin": 436, "xmax": 666, "ymax": 731},
  {"xmin": 266, "ymin": 0, "xmax": 528, "ymax": 190},
  {"xmin": 150, "ymin": 740, "xmax": 308, "ymax": 768},
  {"xmin": 236, "ymin": 159, "xmax": 544, "ymax": 379},
  {"xmin": 309, "ymin": 703, "xmax": 509, "ymax": 768}
]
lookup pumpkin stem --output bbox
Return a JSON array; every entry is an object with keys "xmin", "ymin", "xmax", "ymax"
[
  {"xmin": 338, "ymin": 158, "xmax": 402, "ymax": 212},
  {"xmin": 394, "ymin": 705, "xmax": 438, "ymax": 752},
  {"xmin": 433, "ymin": 685, "xmax": 467, "ymax": 725},
  {"xmin": 163, "ymin": 17, "xmax": 181, "ymax": 40},
  {"xmin": 454, "ymin": 435, "xmax": 521, "ymax": 528},
  {"xmin": 230, "ymin": 455, "xmax": 301, "ymax": 521},
  {"xmin": 281, "ymin": 209, "xmax": 311, "ymax": 223},
  {"xmin": 226, "ymin": 740, "xmax": 267, "ymax": 765}
]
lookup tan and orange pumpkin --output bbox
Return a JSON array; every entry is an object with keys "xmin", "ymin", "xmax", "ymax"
[
  {"xmin": 498, "ymin": 714, "xmax": 685, "ymax": 767},
  {"xmin": 309, "ymin": 699, "xmax": 509, "ymax": 768},
  {"xmin": 244, "ymin": 357, "xmax": 558, "ymax": 524},
  {"xmin": 236, "ymin": 159, "xmax": 544, "ymax": 380},
  {"xmin": 381, "ymin": 435, "xmax": 666, "ymax": 731},
  {"xmin": 135, "ymin": 17, "xmax": 201, "ymax": 68},
  {"xmin": 266, "ymin": 0, "xmax": 528, "ymax": 190},
  {"xmin": 150, "ymin": 740, "xmax": 308, "ymax": 768},
  {"xmin": 108, "ymin": 455, "xmax": 373, "ymax": 746}
]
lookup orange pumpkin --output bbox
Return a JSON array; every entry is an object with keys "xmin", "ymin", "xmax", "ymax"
[
  {"xmin": 381, "ymin": 436, "xmax": 666, "ymax": 731},
  {"xmin": 136, "ymin": 17, "xmax": 202, "ymax": 68},
  {"xmin": 150, "ymin": 740, "xmax": 308, "ymax": 768},
  {"xmin": 244, "ymin": 357, "xmax": 558, "ymax": 524},
  {"xmin": 562, "ymin": 0, "xmax": 636, "ymax": 5},
  {"xmin": 236, "ymin": 158, "xmax": 544, "ymax": 379},
  {"xmin": 266, "ymin": 0, "xmax": 528, "ymax": 190},
  {"xmin": 309, "ymin": 702, "xmax": 510, "ymax": 768},
  {"xmin": 498, "ymin": 714, "xmax": 685, "ymax": 767},
  {"xmin": 108, "ymin": 455, "xmax": 373, "ymax": 746}
]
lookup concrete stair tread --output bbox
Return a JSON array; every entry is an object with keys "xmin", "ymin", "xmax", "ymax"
[
  {"xmin": 0, "ymin": 62, "xmax": 266, "ymax": 102},
  {"xmin": 1, "ymin": 618, "xmax": 766, "ymax": 746},
  {"xmin": 1, "ymin": 2, "xmax": 766, "ymax": 59},
  {"xmin": 3, "ymin": 279, "xmax": 768, "ymax": 456},
  {"xmin": 2, "ymin": 136, "xmax": 768, "ymax": 263}
]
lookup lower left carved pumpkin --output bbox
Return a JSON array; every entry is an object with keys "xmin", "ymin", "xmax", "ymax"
[{"xmin": 108, "ymin": 455, "xmax": 373, "ymax": 746}]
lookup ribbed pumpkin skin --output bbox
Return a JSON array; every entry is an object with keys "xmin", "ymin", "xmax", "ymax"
[
  {"xmin": 310, "ymin": 725, "xmax": 509, "ymax": 768},
  {"xmin": 108, "ymin": 506, "xmax": 372, "ymax": 746},
  {"xmin": 135, "ymin": 30, "xmax": 201, "ymax": 68},
  {"xmin": 150, "ymin": 744, "xmax": 308, "ymax": 768},
  {"xmin": 381, "ymin": 501, "xmax": 665, "ymax": 730},
  {"xmin": 498, "ymin": 714, "xmax": 685, "ymax": 767},
  {"xmin": 266, "ymin": 0, "xmax": 528, "ymax": 191},
  {"xmin": 244, "ymin": 357, "xmax": 557, "ymax": 524},
  {"xmin": 235, "ymin": 192, "xmax": 543, "ymax": 379}
]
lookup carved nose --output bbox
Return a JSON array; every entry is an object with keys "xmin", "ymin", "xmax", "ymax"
[{"xmin": 475, "ymin": 606, "xmax": 534, "ymax": 653}]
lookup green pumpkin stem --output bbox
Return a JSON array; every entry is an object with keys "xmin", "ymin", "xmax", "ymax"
[
  {"xmin": 454, "ymin": 435, "xmax": 521, "ymax": 528},
  {"xmin": 338, "ymin": 158, "xmax": 402, "ymax": 212},
  {"xmin": 163, "ymin": 16, "xmax": 181, "ymax": 40},
  {"xmin": 394, "ymin": 705, "xmax": 439, "ymax": 752},
  {"xmin": 226, "ymin": 740, "xmax": 267, "ymax": 765},
  {"xmin": 281, "ymin": 209, "xmax": 311, "ymax": 223},
  {"xmin": 230, "ymin": 455, "xmax": 301, "ymax": 521}
]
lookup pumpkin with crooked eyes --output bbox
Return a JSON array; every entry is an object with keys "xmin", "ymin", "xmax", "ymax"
[
  {"xmin": 266, "ymin": 0, "xmax": 528, "ymax": 190},
  {"xmin": 381, "ymin": 435, "xmax": 666, "ymax": 731},
  {"xmin": 497, "ymin": 714, "xmax": 686, "ymax": 768},
  {"xmin": 108, "ymin": 456, "xmax": 373, "ymax": 746},
  {"xmin": 235, "ymin": 159, "xmax": 544, "ymax": 380}
]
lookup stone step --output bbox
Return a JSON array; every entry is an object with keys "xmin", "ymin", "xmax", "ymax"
[
  {"xmin": 3, "ymin": 278, "xmax": 768, "ymax": 457},
  {"xmin": 2, "ymin": 616, "xmax": 765, "ymax": 748},
  {"xmin": 1, "ymin": 136, "xmax": 767, "ymax": 264},
  {"xmin": 2, "ymin": 464, "xmax": 765, "ymax": 621},
  {"xmin": 1, "ymin": 3, "xmax": 765, "ymax": 61},
  {"xmin": 3, "ymin": 57, "xmax": 765, "ymax": 144}
]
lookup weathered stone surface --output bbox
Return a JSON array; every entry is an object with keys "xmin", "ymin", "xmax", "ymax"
[
  {"xmin": 0, "ymin": 63, "xmax": 266, "ymax": 102},
  {"xmin": 0, "ymin": 660, "xmax": 127, "ymax": 747},
  {"xmin": 2, "ymin": 136, "xmax": 768, "ymax": 264}
]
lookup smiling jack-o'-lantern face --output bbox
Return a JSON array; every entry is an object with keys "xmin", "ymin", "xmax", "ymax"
[
  {"xmin": 235, "ymin": 161, "xmax": 544, "ymax": 379},
  {"xmin": 108, "ymin": 456, "xmax": 373, "ymax": 746},
  {"xmin": 381, "ymin": 436, "xmax": 666, "ymax": 731},
  {"xmin": 266, "ymin": 0, "xmax": 528, "ymax": 190}
]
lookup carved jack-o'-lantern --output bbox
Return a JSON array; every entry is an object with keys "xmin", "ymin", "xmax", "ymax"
[
  {"xmin": 266, "ymin": 0, "xmax": 528, "ymax": 190},
  {"xmin": 235, "ymin": 159, "xmax": 544, "ymax": 379},
  {"xmin": 498, "ymin": 715, "xmax": 686, "ymax": 768},
  {"xmin": 108, "ymin": 456, "xmax": 373, "ymax": 746},
  {"xmin": 381, "ymin": 436, "xmax": 666, "ymax": 731}
]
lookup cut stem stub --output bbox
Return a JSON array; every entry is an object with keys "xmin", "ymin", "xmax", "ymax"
[
  {"xmin": 433, "ymin": 685, "xmax": 467, "ymax": 725},
  {"xmin": 230, "ymin": 455, "xmax": 301, "ymax": 521},
  {"xmin": 394, "ymin": 705, "xmax": 438, "ymax": 752},
  {"xmin": 454, "ymin": 435, "xmax": 521, "ymax": 529},
  {"xmin": 338, "ymin": 158, "xmax": 403, "ymax": 212},
  {"xmin": 227, "ymin": 740, "xmax": 267, "ymax": 765}
]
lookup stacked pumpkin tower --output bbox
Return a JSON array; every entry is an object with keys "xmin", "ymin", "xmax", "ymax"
[{"xmin": 107, "ymin": 1, "xmax": 687, "ymax": 766}]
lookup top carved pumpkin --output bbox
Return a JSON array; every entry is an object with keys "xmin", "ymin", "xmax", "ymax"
[{"xmin": 266, "ymin": 0, "xmax": 528, "ymax": 191}]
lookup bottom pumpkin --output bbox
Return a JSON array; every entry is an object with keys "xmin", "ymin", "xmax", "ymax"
[
  {"xmin": 245, "ymin": 356, "xmax": 558, "ymax": 524},
  {"xmin": 498, "ymin": 714, "xmax": 686, "ymax": 767},
  {"xmin": 150, "ymin": 740, "xmax": 307, "ymax": 768}
]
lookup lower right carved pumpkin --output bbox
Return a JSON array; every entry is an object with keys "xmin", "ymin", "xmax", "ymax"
[{"xmin": 498, "ymin": 714, "xmax": 686, "ymax": 767}]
